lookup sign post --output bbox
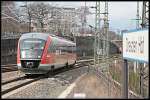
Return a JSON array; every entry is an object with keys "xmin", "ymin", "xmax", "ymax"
[{"xmin": 122, "ymin": 59, "xmax": 128, "ymax": 98}]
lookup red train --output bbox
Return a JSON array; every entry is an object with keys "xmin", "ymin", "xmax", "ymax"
[{"xmin": 17, "ymin": 33, "xmax": 76, "ymax": 76}]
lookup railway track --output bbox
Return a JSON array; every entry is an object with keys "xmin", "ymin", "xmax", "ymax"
[
  {"xmin": 1, "ymin": 54, "xmax": 121, "ymax": 73},
  {"xmin": 2, "ymin": 76, "xmax": 26, "ymax": 85},
  {"xmin": 1, "ymin": 64, "xmax": 18, "ymax": 73},
  {"xmin": 2, "ymin": 54, "xmax": 121, "ymax": 97},
  {"xmin": 1, "ymin": 60, "xmax": 92, "ymax": 97},
  {"xmin": 2, "ymin": 54, "xmax": 146, "ymax": 98},
  {"xmin": 1, "ymin": 75, "xmax": 44, "ymax": 96}
]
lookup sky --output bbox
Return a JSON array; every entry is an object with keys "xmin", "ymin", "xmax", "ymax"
[{"xmin": 16, "ymin": 1, "xmax": 143, "ymax": 33}]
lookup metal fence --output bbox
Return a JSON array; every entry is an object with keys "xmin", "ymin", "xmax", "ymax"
[
  {"xmin": 88, "ymin": 55, "xmax": 148, "ymax": 98},
  {"xmin": 1, "ymin": 37, "xmax": 19, "ymax": 64},
  {"xmin": 76, "ymin": 36, "xmax": 120, "ymax": 58},
  {"xmin": 1, "ymin": 32, "xmax": 22, "ymax": 39}
]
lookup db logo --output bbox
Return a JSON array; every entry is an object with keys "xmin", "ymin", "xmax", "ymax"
[{"xmin": 26, "ymin": 62, "xmax": 33, "ymax": 68}]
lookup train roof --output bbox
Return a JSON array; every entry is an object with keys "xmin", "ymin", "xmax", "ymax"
[
  {"xmin": 19, "ymin": 32, "xmax": 76, "ymax": 45},
  {"xmin": 19, "ymin": 32, "xmax": 49, "ymax": 40}
]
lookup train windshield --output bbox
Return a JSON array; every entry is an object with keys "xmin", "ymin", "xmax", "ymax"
[{"xmin": 20, "ymin": 39, "xmax": 45, "ymax": 59}]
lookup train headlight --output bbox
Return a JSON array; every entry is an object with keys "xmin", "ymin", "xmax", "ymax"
[
  {"xmin": 38, "ymin": 56, "xmax": 41, "ymax": 58},
  {"xmin": 22, "ymin": 51, "xmax": 25, "ymax": 58}
]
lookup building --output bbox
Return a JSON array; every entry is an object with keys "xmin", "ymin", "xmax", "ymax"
[{"xmin": 31, "ymin": 7, "xmax": 80, "ymax": 36}]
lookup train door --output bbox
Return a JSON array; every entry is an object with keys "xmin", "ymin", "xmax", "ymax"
[
  {"xmin": 56, "ymin": 45, "xmax": 67, "ymax": 66},
  {"xmin": 67, "ymin": 45, "xmax": 75, "ymax": 65}
]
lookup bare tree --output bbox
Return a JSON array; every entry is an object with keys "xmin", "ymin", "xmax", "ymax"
[
  {"xmin": 17, "ymin": 2, "xmax": 36, "ymax": 32},
  {"xmin": 29, "ymin": 2, "xmax": 51, "ymax": 32},
  {"xmin": 76, "ymin": 6, "xmax": 91, "ymax": 34},
  {"xmin": 15, "ymin": 2, "xmax": 51, "ymax": 32},
  {"xmin": 2, "ymin": 1, "xmax": 21, "ymax": 33}
]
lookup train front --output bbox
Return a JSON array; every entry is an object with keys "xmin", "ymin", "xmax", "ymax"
[{"xmin": 17, "ymin": 33, "xmax": 48, "ymax": 75}]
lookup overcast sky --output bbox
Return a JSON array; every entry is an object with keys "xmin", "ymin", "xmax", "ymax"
[
  {"xmin": 16, "ymin": 1, "xmax": 143, "ymax": 32},
  {"xmin": 52, "ymin": 1, "xmax": 143, "ymax": 31}
]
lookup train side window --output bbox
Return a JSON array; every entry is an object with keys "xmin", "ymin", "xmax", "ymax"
[
  {"xmin": 71, "ymin": 46, "xmax": 74, "ymax": 53},
  {"xmin": 48, "ymin": 41, "xmax": 55, "ymax": 53},
  {"xmin": 72, "ymin": 46, "xmax": 76, "ymax": 53},
  {"xmin": 48, "ymin": 43, "xmax": 51, "ymax": 53},
  {"xmin": 67, "ymin": 46, "xmax": 72, "ymax": 53},
  {"xmin": 60, "ymin": 45, "xmax": 66, "ymax": 53},
  {"xmin": 65, "ymin": 46, "xmax": 68, "ymax": 52},
  {"xmin": 71, "ymin": 46, "xmax": 73, "ymax": 53},
  {"xmin": 60, "ymin": 46, "xmax": 66, "ymax": 53},
  {"xmin": 69, "ymin": 46, "xmax": 72, "ymax": 53}
]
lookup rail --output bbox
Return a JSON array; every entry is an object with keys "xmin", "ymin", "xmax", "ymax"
[
  {"xmin": 1, "ymin": 64, "xmax": 17, "ymax": 67},
  {"xmin": 1, "ymin": 60, "xmax": 91, "ymax": 97},
  {"xmin": 1, "ymin": 54, "xmax": 121, "ymax": 73}
]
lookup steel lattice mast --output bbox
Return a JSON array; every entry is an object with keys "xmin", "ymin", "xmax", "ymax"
[
  {"xmin": 103, "ymin": 1, "xmax": 109, "ymax": 61},
  {"xmin": 94, "ymin": 1, "xmax": 110, "ymax": 96},
  {"xmin": 94, "ymin": 1, "xmax": 109, "ymax": 68},
  {"xmin": 141, "ymin": 1, "xmax": 149, "ymax": 28},
  {"xmin": 139, "ymin": 1, "xmax": 149, "ymax": 97},
  {"xmin": 136, "ymin": 1, "xmax": 140, "ymax": 29},
  {"xmin": 94, "ymin": 1, "xmax": 101, "ymax": 66}
]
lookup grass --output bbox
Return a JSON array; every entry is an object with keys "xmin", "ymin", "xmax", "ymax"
[
  {"xmin": 110, "ymin": 66, "xmax": 141, "ymax": 95},
  {"xmin": 128, "ymin": 71, "xmax": 140, "ymax": 94},
  {"xmin": 109, "ymin": 64, "xmax": 148, "ymax": 97},
  {"xmin": 96, "ymin": 58, "xmax": 148, "ymax": 97},
  {"xmin": 109, "ymin": 64, "xmax": 121, "ymax": 83}
]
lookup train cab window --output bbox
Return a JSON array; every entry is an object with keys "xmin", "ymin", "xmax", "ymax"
[{"xmin": 20, "ymin": 39, "xmax": 45, "ymax": 59}]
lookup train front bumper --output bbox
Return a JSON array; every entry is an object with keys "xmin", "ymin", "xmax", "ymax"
[{"xmin": 17, "ymin": 63, "xmax": 52, "ymax": 74}]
